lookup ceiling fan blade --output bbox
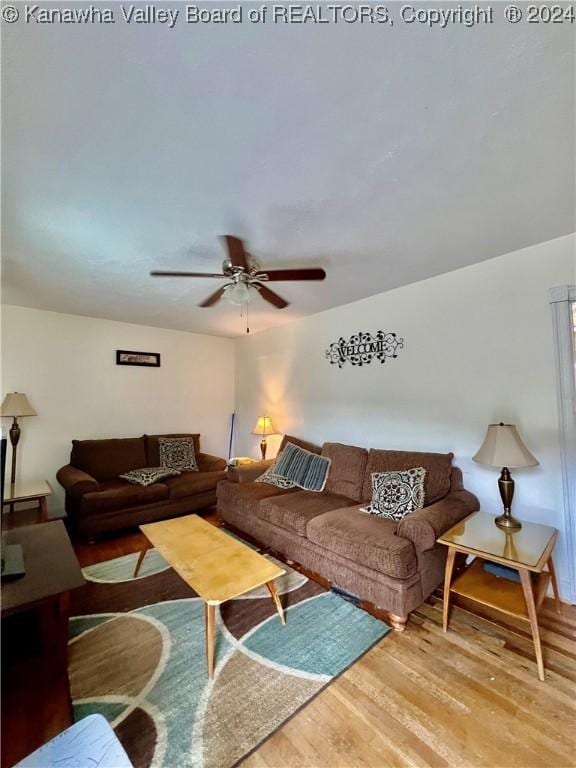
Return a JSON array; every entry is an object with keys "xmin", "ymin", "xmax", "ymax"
[
  {"xmin": 254, "ymin": 283, "xmax": 289, "ymax": 309},
  {"xmin": 198, "ymin": 286, "xmax": 227, "ymax": 307},
  {"xmin": 223, "ymin": 235, "xmax": 249, "ymax": 270},
  {"xmin": 150, "ymin": 271, "xmax": 226, "ymax": 278},
  {"xmin": 255, "ymin": 268, "xmax": 326, "ymax": 282}
]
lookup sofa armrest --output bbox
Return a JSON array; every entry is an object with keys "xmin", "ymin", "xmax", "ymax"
[
  {"xmin": 227, "ymin": 459, "xmax": 274, "ymax": 484},
  {"xmin": 197, "ymin": 452, "xmax": 227, "ymax": 472},
  {"xmin": 56, "ymin": 464, "xmax": 100, "ymax": 499},
  {"xmin": 397, "ymin": 490, "xmax": 479, "ymax": 553}
]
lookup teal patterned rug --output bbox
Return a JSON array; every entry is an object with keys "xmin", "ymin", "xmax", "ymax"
[{"xmin": 69, "ymin": 539, "xmax": 390, "ymax": 768}]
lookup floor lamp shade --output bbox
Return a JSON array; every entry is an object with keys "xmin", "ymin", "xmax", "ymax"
[
  {"xmin": 1, "ymin": 392, "xmax": 37, "ymax": 485},
  {"xmin": 473, "ymin": 423, "xmax": 538, "ymax": 530},
  {"xmin": 251, "ymin": 416, "xmax": 279, "ymax": 460}
]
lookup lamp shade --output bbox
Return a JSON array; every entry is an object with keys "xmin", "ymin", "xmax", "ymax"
[
  {"xmin": 472, "ymin": 423, "xmax": 538, "ymax": 469},
  {"xmin": 251, "ymin": 416, "xmax": 278, "ymax": 436},
  {"xmin": 0, "ymin": 392, "xmax": 37, "ymax": 418}
]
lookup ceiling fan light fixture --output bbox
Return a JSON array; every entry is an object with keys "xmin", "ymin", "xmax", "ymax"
[
  {"xmin": 152, "ymin": 235, "xmax": 323, "ymax": 310},
  {"xmin": 225, "ymin": 280, "xmax": 252, "ymax": 305}
]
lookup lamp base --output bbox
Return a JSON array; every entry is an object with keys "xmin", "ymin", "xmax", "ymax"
[
  {"xmin": 495, "ymin": 467, "xmax": 522, "ymax": 530},
  {"xmin": 260, "ymin": 439, "xmax": 267, "ymax": 461},
  {"xmin": 9, "ymin": 417, "xmax": 21, "ymax": 486},
  {"xmin": 495, "ymin": 512, "xmax": 522, "ymax": 530}
]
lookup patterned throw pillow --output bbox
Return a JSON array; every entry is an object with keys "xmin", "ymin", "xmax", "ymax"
[
  {"xmin": 119, "ymin": 467, "xmax": 181, "ymax": 487},
  {"xmin": 255, "ymin": 457, "xmax": 297, "ymax": 489},
  {"xmin": 272, "ymin": 442, "xmax": 331, "ymax": 493},
  {"xmin": 360, "ymin": 467, "xmax": 426, "ymax": 521},
  {"xmin": 159, "ymin": 437, "xmax": 199, "ymax": 472}
]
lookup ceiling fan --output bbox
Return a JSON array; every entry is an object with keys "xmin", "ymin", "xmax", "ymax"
[{"xmin": 150, "ymin": 235, "xmax": 326, "ymax": 309}]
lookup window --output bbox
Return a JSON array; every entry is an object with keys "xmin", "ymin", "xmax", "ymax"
[{"xmin": 549, "ymin": 286, "xmax": 576, "ymax": 603}]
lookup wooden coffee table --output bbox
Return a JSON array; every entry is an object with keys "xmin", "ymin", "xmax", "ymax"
[
  {"xmin": 438, "ymin": 510, "xmax": 560, "ymax": 681},
  {"xmin": 136, "ymin": 515, "xmax": 286, "ymax": 678}
]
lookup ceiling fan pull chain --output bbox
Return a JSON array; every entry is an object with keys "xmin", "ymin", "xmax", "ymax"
[{"xmin": 246, "ymin": 301, "xmax": 250, "ymax": 334}]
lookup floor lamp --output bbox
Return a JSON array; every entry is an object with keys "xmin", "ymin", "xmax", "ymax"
[{"xmin": 0, "ymin": 392, "xmax": 37, "ymax": 486}]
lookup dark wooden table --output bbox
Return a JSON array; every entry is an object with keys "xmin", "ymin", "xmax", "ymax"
[{"xmin": 2, "ymin": 521, "xmax": 85, "ymax": 767}]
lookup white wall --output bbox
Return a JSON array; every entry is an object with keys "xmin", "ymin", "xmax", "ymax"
[
  {"xmin": 1, "ymin": 306, "xmax": 235, "ymax": 511},
  {"xmin": 2, "ymin": 237, "xmax": 574, "ymax": 596},
  {"xmin": 234, "ymin": 234, "xmax": 576, "ymax": 598}
]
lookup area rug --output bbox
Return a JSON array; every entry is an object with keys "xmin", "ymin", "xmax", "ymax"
[{"xmin": 69, "ymin": 536, "xmax": 390, "ymax": 768}]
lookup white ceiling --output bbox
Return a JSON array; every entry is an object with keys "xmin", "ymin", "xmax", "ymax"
[{"xmin": 2, "ymin": 8, "xmax": 575, "ymax": 337}]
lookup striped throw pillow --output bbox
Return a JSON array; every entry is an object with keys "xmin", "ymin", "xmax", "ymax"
[{"xmin": 272, "ymin": 442, "xmax": 331, "ymax": 493}]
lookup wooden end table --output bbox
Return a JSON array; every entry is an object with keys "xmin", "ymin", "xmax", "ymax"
[
  {"xmin": 3, "ymin": 480, "xmax": 53, "ymax": 522},
  {"xmin": 438, "ymin": 510, "xmax": 561, "ymax": 682}
]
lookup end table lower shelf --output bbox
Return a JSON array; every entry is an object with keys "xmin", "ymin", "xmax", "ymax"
[{"xmin": 450, "ymin": 559, "xmax": 551, "ymax": 621}]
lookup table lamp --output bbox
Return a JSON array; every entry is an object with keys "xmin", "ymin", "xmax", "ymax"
[
  {"xmin": 251, "ymin": 416, "xmax": 278, "ymax": 460},
  {"xmin": 0, "ymin": 392, "xmax": 37, "ymax": 485},
  {"xmin": 473, "ymin": 422, "xmax": 538, "ymax": 530}
]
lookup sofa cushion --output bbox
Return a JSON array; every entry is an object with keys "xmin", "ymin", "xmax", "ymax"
[
  {"xmin": 165, "ymin": 470, "xmax": 226, "ymax": 500},
  {"xmin": 362, "ymin": 449, "xmax": 453, "ymax": 506},
  {"xmin": 197, "ymin": 453, "xmax": 227, "ymax": 473},
  {"xmin": 307, "ymin": 506, "xmax": 418, "ymax": 579},
  {"xmin": 81, "ymin": 479, "xmax": 169, "ymax": 515},
  {"xmin": 279, "ymin": 434, "xmax": 322, "ymax": 455},
  {"xmin": 322, "ymin": 443, "xmax": 368, "ymax": 501},
  {"xmin": 71, "ymin": 437, "xmax": 147, "ymax": 481},
  {"xmin": 145, "ymin": 433, "xmax": 201, "ymax": 466},
  {"xmin": 258, "ymin": 490, "xmax": 356, "ymax": 536},
  {"xmin": 217, "ymin": 480, "xmax": 297, "ymax": 519}
]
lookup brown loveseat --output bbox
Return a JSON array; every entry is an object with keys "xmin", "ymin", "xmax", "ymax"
[
  {"xmin": 218, "ymin": 435, "xmax": 479, "ymax": 630},
  {"xmin": 57, "ymin": 433, "xmax": 226, "ymax": 539}
]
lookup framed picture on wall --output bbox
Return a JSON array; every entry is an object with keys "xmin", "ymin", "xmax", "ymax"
[{"xmin": 116, "ymin": 350, "xmax": 161, "ymax": 367}]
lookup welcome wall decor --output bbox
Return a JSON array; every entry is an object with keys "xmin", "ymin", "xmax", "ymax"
[{"xmin": 325, "ymin": 331, "xmax": 404, "ymax": 368}]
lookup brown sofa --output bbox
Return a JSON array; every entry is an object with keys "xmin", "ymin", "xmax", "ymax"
[
  {"xmin": 218, "ymin": 435, "xmax": 479, "ymax": 630},
  {"xmin": 57, "ymin": 433, "xmax": 226, "ymax": 539}
]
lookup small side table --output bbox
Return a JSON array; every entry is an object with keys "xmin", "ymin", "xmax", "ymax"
[
  {"xmin": 3, "ymin": 480, "xmax": 53, "ymax": 522},
  {"xmin": 438, "ymin": 510, "xmax": 561, "ymax": 682}
]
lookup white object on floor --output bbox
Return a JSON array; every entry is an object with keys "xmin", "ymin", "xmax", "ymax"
[{"xmin": 14, "ymin": 714, "xmax": 133, "ymax": 768}]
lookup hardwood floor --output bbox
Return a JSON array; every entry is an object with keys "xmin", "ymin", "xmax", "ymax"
[
  {"xmin": 72, "ymin": 516, "xmax": 576, "ymax": 768},
  {"xmin": 4, "ymin": 512, "xmax": 575, "ymax": 767},
  {"xmin": 73, "ymin": 527, "xmax": 150, "ymax": 566},
  {"xmin": 245, "ymin": 595, "xmax": 576, "ymax": 768}
]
